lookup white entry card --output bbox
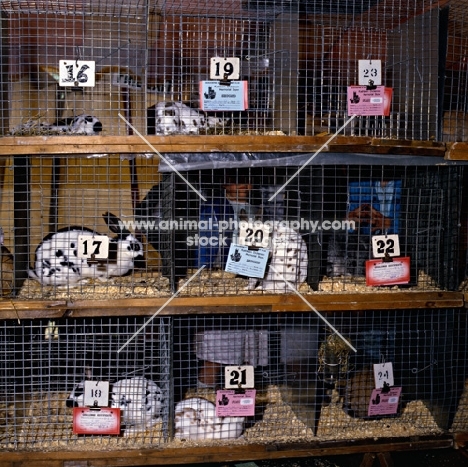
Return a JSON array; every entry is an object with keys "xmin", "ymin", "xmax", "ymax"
[{"xmin": 224, "ymin": 244, "xmax": 269, "ymax": 278}]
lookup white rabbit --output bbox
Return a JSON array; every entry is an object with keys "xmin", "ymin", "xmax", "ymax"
[
  {"xmin": 153, "ymin": 102, "xmax": 183, "ymax": 135},
  {"xmin": 28, "ymin": 212, "xmax": 144, "ymax": 286},
  {"xmin": 174, "ymin": 397, "xmax": 244, "ymax": 440},
  {"xmin": 11, "ymin": 114, "xmax": 102, "ymax": 135},
  {"xmin": 110, "ymin": 376, "xmax": 162, "ymax": 434},
  {"xmin": 153, "ymin": 101, "xmax": 224, "ymax": 135},
  {"xmin": 248, "ymin": 223, "xmax": 308, "ymax": 293}
]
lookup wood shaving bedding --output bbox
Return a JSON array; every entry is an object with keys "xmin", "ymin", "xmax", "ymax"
[
  {"xmin": 16, "ymin": 269, "xmax": 439, "ymax": 301},
  {"xmin": 451, "ymin": 379, "xmax": 468, "ymax": 432},
  {"xmin": 0, "ymin": 392, "xmax": 164, "ymax": 452},
  {"xmin": 0, "ymin": 385, "xmax": 445, "ymax": 452}
]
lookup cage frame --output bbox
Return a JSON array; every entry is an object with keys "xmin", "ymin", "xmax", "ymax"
[
  {"xmin": 0, "ymin": 0, "xmax": 467, "ymax": 465},
  {"xmin": 0, "ymin": 305, "xmax": 465, "ymax": 467}
]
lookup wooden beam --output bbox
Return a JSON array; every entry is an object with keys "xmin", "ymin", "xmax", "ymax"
[
  {"xmin": 446, "ymin": 142, "xmax": 468, "ymax": 160},
  {"xmin": 0, "ymin": 135, "xmax": 447, "ymax": 157},
  {"xmin": 454, "ymin": 432, "xmax": 468, "ymax": 448},
  {"xmin": 0, "ymin": 436, "xmax": 454, "ymax": 466},
  {"xmin": 0, "ymin": 291, "xmax": 463, "ymax": 320}
]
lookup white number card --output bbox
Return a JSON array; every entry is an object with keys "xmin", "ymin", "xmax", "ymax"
[
  {"xmin": 358, "ymin": 59, "xmax": 382, "ymax": 86},
  {"xmin": 77, "ymin": 235, "xmax": 109, "ymax": 259},
  {"xmin": 225, "ymin": 365, "xmax": 255, "ymax": 389},
  {"xmin": 371, "ymin": 234, "xmax": 400, "ymax": 258},
  {"xmin": 238, "ymin": 221, "xmax": 271, "ymax": 249},
  {"xmin": 59, "ymin": 60, "xmax": 95, "ymax": 87},
  {"xmin": 210, "ymin": 57, "xmax": 240, "ymax": 80},
  {"xmin": 83, "ymin": 380, "xmax": 110, "ymax": 407},
  {"xmin": 373, "ymin": 362, "xmax": 394, "ymax": 389}
]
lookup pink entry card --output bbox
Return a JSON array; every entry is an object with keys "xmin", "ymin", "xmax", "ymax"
[
  {"xmin": 348, "ymin": 86, "xmax": 392, "ymax": 116},
  {"xmin": 216, "ymin": 389, "xmax": 256, "ymax": 417},
  {"xmin": 368, "ymin": 386, "xmax": 402, "ymax": 417}
]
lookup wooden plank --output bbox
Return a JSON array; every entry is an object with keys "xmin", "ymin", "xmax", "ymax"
[
  {"xmin": 271, "ymin": 292, "xmax": 465, "ymax": 312},
  {"xmin": 0, "ymin": 436, "xmax": 454, "ymax": 466},
  {"xmin": 0, "ymin": 292, "xmax": 463, "ymax": 320},
  {"xmin": 377, "ymin": 452, "xmax": 394, "ymax": 467},
  {"xmin": 33, "ymin": 291, "xmax": 468, "ymax": 312},
  {"xmin": 446, "ymin": 142, "xmax": 468, "ymax": 160},
  {"xmin": 370, "ymin": 139, "xmax": 445, "ymax": 149},
  {"xmin": 0, "ymin": 135, "xmax": 448, "ymax": 157},
  {"xmin": 454, "ymin": 432, "xmax": 468, "ymax": 448},
  {"xmin": 360, "ymin": 452, "xmax": 377, "ymax": 467}
]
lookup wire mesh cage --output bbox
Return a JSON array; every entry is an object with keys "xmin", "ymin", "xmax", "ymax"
[
  {"xmin": 0, "ymin": 316, "xmax": 171, "ymax": 450},
  {"xmin": 149, "ymin": 160, "xmax": 464, "ymax": 295},
  {"xmin": 0, "ymin": 0, "xmax": 467, "ymax": 141},
  {"xmin": 0, "ymin": 0, "xmax": 468, "ymax": 460},
  {"xmin": 171, "ymin": 309, "xmax": 467, "ymax": 443},
  {"xmin": 1, "ymin": 310, "xmax": 465, "ymax": 451},
  {"xmin": 2, "ymin": 155, "xmax": 463, "ymax": 301}
]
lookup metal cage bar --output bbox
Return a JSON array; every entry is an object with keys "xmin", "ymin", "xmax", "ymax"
[{"xmin": 0, "ymin": 1, "xmax": 467, "ymax": 140}]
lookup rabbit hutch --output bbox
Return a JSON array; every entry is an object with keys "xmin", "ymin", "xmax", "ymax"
[{"xmin": 1, "ymin": 0, "xmax": 468, "ymax": 466}]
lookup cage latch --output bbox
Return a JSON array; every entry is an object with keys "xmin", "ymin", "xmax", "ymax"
[
  {"xmin": 366, "ymin": 79, "xmax": 377, "ymax": 90},
  {"xmin": 219, "ymin": 73, "xmax": 232, "ymax": 86},
  {"xmin": 89, "ymin": 400, "xmax": 102, "ymax": 411},
  {"xmin": 234, "ymin": 384, "xmax": 246, "ymax": 395},
  {"xmin": 382, "ymin": 251, "xmax": 393, "ymax": 263},
  {"xmin": 87, "ymin": 253, "xmax": 99, "ymax": 266}
]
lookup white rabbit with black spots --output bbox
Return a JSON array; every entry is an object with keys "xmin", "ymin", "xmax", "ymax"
[
  {"xmin": 66, "ymin": 375, "xmax": 162, "ymax": 436},
  {"xmin": 29, "ymin": 212, "xmax": 144, "ymax": 286},
  {"xmin": 11, "ymin": 114, "xmax": 103, "ymax": 136},
  {"xmin": 151, "ymin": 101, "xmax": 225, "ymax": 135},
  {"xmin": 49, "ymin": 114, "xmax": 103, "ymax": 135},
  {"xmin": 110, "ymin": 376, "xmax": 163, "ymax": 435}
]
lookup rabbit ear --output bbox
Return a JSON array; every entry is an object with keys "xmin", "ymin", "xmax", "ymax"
[{"xmin": 102, "ymin": 212, "xmax": 131, "ymax": 237}]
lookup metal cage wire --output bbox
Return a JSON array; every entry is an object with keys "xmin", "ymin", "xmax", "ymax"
[
  {"xmin": 3, "ymin": 156, "xmax": 463, "ymax": 300},
  {"xmin": 0, "ymin": 0, "xmax": 468, "ymax": 457},
  {"xmin": 0, "ymin": 0, "xmax": 468, "ymax": 140},
  {"xmin": 0, "ymin": 316, "xmax": 171, "ymax": 448},
  {"xmin": 0, "ymin": 309, "xmax": 466, "ymax": 449}
]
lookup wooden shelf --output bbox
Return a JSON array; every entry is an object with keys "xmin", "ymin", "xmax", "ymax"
[
  {"xmin": 446, "ymin": 142, "xmax": 468, "ymax": 160},
  {"xmin": 0, "ymin": 435, "xmax": 454, "ymax": 466},
  {"xmin": 0, "ymin": 291, "xmax": 463, "ymax": 320},
  {"xmin": 0, "ymin": 134, "xmax": 447, "ymax": 156},
  {"xmin": 454, "ymin": 432, "xmax": 468, "ymax": 449}
]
